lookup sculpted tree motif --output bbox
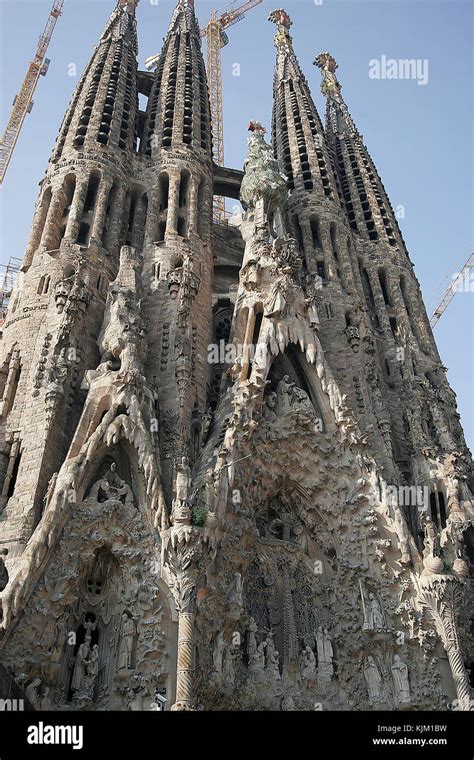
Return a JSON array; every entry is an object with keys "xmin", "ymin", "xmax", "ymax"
[{"xmin": 417, "ymin": 576, "xmax": 471, "ymax": 711}]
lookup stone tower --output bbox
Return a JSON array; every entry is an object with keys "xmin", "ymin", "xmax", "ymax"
[{"xmin": 0, "ymin": 2, "xmax": 472, "ymax": 713}]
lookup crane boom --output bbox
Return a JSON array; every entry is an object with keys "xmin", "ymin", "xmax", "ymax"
[
  {"xmin": 430, "ymin": 252, "xmax": 473, "ymax": 327},
  {"xmin": 0, "ymin": 0, "xmax": 64, "ymax": 185}
]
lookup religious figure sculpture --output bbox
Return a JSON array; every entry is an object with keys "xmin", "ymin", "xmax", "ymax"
[
  {"xmin": 39, "ymin": 685, "xmax": 53, "ymax": 710},
  {"xmin": 364, "ymin": 656, "xmax": 384, "ymax": 703},
  {"xmin": 363, "ymin": 591, "xmax": 385, "ymax": 632},
  {"xmin": 249, "ymin": 641, "xmax": 266, "ymax": 673},
  {"xmin": 71, "ymin": 639, "xmax": 90, "ymax": 696},
  {"xmin": 83, "ymin": 644, "xmax": 100, "ymax": 700},
  {"xmin": 247, "ymin": 617, "xmax": 258, "ymax": 661},
  {"xmin": 391, "ymin": 654, "xmax": 411, "ymax": 704},
  {"xmin": 223, "ymin": 642, "xmax": 240, "ymax": 688},
  {"xmin": 267, "ymin": 649, "xmax": 281, "ymax": 680},
  {"xmin": 301, "ymin": 646, "xmax": 317, "ymax": 679},
  {"xmin": 213, "ymin": 631, "xmax": 226, "ymax": 674},
  {"xmin": 118, "ymin": 613, "xmax": 136, "ymax": 671},
  {"xmin": 368, "ymin": 593, "xmax": 385, "ymax": 630},
  {"xmin": 172, "ymin": 456, "xmax": 192, "ymax": 523},
  {"xmin": 316, "ymin": 626, "xmax": 334, "ymax": 680},
  {"xmin": 264, "ymin": 630, "xmax": 276, "ymax": 658}
]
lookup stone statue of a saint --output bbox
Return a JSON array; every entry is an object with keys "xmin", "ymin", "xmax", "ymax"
[
  {"xmin": 267, "ymin": 650, "xmax": 281, "ymax": 680},
  {"xmin": 249, "ymin": 641, "xmax": 266, "ymax": 673},
  {"xmin": 301, "ymin": 646, "xmax": 316, "ymax": 679},
  {"xmin": 364, "ymin": 656, "xmax": 384, "ymax": 703},
  {"xmin": 175, "ymin": 456, "xmax": 191, "ymax": 505},
  {"xmin": 247, "ymin": 617, "xmax": 258, "ymax": 661},
  {"xmin": 391, "ymin": 654, "xmax": 410, "ymax": 703},
  {"xmin": 83, "ymin": 644, "xmax": 100, "ymax": 699},
  {"xmin": 316, "ymin": 626, "xmax": 334, "ymax": 679},
  {"xmin": 118, "ymin": 613, "xmax": 136, "ymax": 671},
  {"xmin": 364, "ymin": 592, "xmax": 385, "ymax": 631},
  {"xmin": 71, "ymin": 639, "xmax": 90, "ymax": 695}
]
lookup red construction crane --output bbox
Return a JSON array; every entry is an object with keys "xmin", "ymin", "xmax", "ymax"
[{"xmin": 0, "ymin": 0, "xmax": 64, "ymax": 185}]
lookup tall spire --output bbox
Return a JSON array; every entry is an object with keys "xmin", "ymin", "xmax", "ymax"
[
  {"xmin": 141, "ymin": 0, "xmax": 210, "ymax": 157},
  {"xmin": 50, "ymin": 0, "xmax": 139, "ymax": 163},
  {"xmin": 268, "ymin": 9, "xmax": 338, "ymax": 201},
  {"xmin": 315, "ymin": 52, "xmax": 406, "ymax": 249}
]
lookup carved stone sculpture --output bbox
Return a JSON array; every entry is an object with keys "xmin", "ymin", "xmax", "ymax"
[
  {"xmin": 391, "ymin": 654, "xmax": 410, "ymax": 704},
  {"xmin": 118, "ymin": 613, "xmax": 136, "ymax": 671},
  {"xmin": 364, "ymin": 656, "xmax": 384, "ymax": 703},
  {"xmin": 316, "ymin": 627, "xmax": 334, "ymax": 680}
]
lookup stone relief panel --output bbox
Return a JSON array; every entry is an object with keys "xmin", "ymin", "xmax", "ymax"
[{"xmin": 2, "ymin": 457, "xmax": 177, "ymax": 711}]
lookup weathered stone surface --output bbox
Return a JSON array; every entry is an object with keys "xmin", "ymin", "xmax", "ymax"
[{"xmin": 0, "ymin": 1, "xmax": 472, "ymax": 713}]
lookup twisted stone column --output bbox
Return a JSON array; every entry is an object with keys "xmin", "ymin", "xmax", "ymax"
[{"xmin": 173, "ymin": 611, "xmax": 195, "ymax": 710}]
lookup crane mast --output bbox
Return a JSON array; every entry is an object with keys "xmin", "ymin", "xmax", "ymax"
[
  {"xmin": 201, "ymin": 0, "xmax": 263, "ymax": 222},
  {"xmin": 0, "ymin": 0, "xmax": 64, "ymax": 185}
]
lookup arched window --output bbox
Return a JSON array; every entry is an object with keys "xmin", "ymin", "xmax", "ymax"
[{"xmin": 37, "ymin": 275, "xmax": 51, "ymax": 295}]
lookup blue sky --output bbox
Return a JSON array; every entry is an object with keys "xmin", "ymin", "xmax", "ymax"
[{"xmin": 0, "ymin": 0, "xmax": 472, "ymax": 450}]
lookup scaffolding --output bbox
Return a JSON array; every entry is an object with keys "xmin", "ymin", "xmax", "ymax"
[{"xmin": 0, "ymin": 257, "xmax": 22, "ymax": 325}]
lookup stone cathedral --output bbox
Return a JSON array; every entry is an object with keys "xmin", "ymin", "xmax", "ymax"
[{"xmin": 0, "ymin": 0, "xmax": 472, "ymax": 712}]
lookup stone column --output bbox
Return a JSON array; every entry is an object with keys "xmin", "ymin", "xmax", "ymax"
[
  {"xmin": 174, "ymin": 610, "xmax": 195, "ymax": 709},
  {"xmin": 299, "ymin": 218, "xmax": 315, "ymax": 272},
  {"xmin": 320, "ymin": 222, "xmax": 337, "ymax": 281},
  {"xmin": 144, "ymin": 189, "xmax": 160, "ymax": 247},
  {"xmin": 24, "ymin": 188, "xmax": 52, "ymax": 268},
  {"xmin": 367, "ymin": 269, "xmax": 391, "ymax": 333},
  {"xmin": 166, "ymin": 173, "xmax": 180, "ymax": 234},
  {"xmin": 131, "ymin": 193, "xmax": 148, "ymax": 250},
  {"xmin": 1, "ymin": 437, "xmax": 20, "ymax": 498},
  {"xmin": 90, "ymin": 178, "xmax": 113, "ymax": 245},
  {"xmin": 64, "ymin": 179, "xmax": 89, "ymax": 243},
  {"xmin": 188, "ymin": 176, "xmax": 199, "ymax": 235},
  {"xmin": 166, "ymin": 524, "xmax": 202, "ymax": 711},
  {"xmin": 40, "ymin": 187, "xmax": 67, "ymax": 252},
  {"xmin": 107, "ymin": 184, "xmax": 128, "ymax": 253},
  {"xmin": 240, "ymin": 305, "xmax": 255, "ymax": 381},
  {"xmin": 0, "ymin": 350, "xmax": 20, "ymax": 418}
]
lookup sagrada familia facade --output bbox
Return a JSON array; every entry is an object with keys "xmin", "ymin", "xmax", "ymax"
[{"xmin": 0, "ymin": 0, "xmax": 472, "ymax": 712}]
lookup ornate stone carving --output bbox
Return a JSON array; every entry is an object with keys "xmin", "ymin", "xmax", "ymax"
[{"xmin": 364, "ymin": 656, "xmax": 384, "ymax": 703}]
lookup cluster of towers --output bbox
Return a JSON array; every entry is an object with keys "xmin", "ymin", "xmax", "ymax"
[{"xmin": 0, "ymin": 0, "xmax": 472, "ymax": 712}]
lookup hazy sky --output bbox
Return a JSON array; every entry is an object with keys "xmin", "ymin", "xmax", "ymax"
[{"xmin": 0, "ymin": 0, "xmax": 472, "ymax": 449}]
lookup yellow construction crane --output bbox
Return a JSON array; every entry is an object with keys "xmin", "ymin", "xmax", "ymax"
[
  {"xmin": 0, "ymin": 0, "xmax": 64, "ymax": 185},
  {"xmin": 430, "ymin": 251, "xmax": 473, "ymax": 328},
  {"xmin": 201, "ymin": 0, "xmax": 263, "ymax": 221}
]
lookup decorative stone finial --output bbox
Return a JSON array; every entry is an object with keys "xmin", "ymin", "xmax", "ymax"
[
  {"xmin": 240, "ymin": 122, "xmax": 287, "ymax": 211},
  {"xmin": 248, "ymin": 120, "xmax": 266, "ymax": 134},
  {"xmin": 268, "ymin": 9, "xmax": 293, "ymax": 49},
  {"xmin": 268, "ymin": 9, "xmax": 292, "ymax": 29},
  {"xmin": 118, "ymin": 0, "xmax": 138, "ymax": 10},
  {"xmin": 314, "ymin": 52, "xmax": 342, "ymax": 97}
]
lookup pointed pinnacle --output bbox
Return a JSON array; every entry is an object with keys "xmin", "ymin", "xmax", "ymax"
[
  {"xmin": 268, "ymin": 9, "xmax": 292, "ymax": 28},
  {"xmin": 314, "ymin": 52, "xmax": 342, "ymax": 97}
]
